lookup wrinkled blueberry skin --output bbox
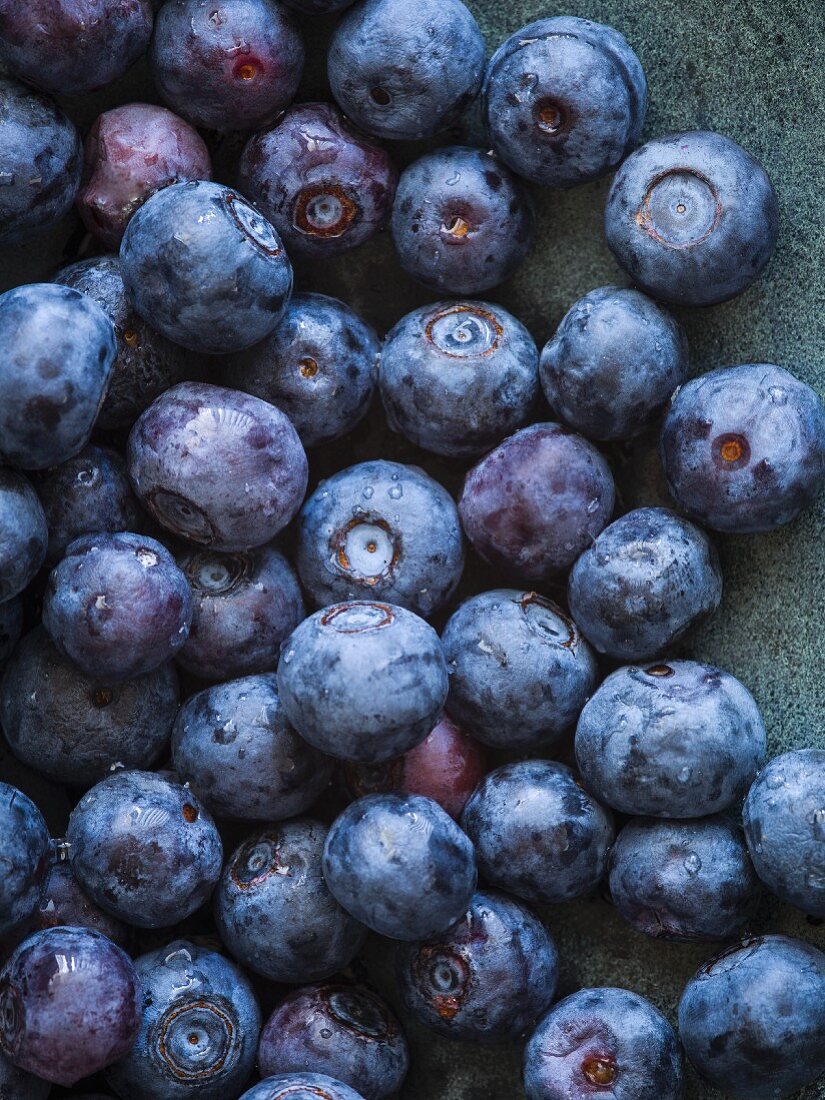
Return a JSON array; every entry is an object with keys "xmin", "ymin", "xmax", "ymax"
[
  {"xmin": 459, "ymin": 423, "xmax": 616, "ymax": 580},
  {"xmin": 215, "ymin": 819, "xmax": 367, "ymax": 983},
  {"xmin": 661, "ymin": 363, "xmax": 825, "ymax": 533},
  {"xmin": 568, "ymin": 507, "xmax": 723, "ymax": 660},
  {"xmin": 55, "ymin": 256, "xmax": 189, "ymax": 431},
  {"xmin": 226, "ymin": 293, "xmax": 379, "ymax": 447},
  {"xmin": 296, "ymin": 461, "xmax": 464, "ymax": 618},
  {"xmin": 106, "ymin": 940, "xmax": 261, "ymax": 1100},
  {"xmin": 0, "ymin": 598, "xmax": 22, "ymax": 668},
  {"xmin": 392, "ymin": 148, "xmax": 535, "ymax": 296},
  {"xmin": 328, "ymin": 0, "xmax": 484, "ymax": 141},
  {"xmin": 128, "ymin": 382, "xmax": 308, "ymax": 551},
  {"xmin": 151, "ymin": 0, "xmax": 304, "ymax": 132},
  {"xmin": 379, "ymin": 301, "xmax": 540, "ymax": 458},
  {"xmin": 277, "ymin": 601, "xmax": 449, "ymax": 762},
  {"xmin": 540, "ymin": 287, "xmax": 688, "ymax": 441},
  {"xmin": 68, "ymin": 770, "xmax": 223, "ymax": 929},
  {"xmin": 525, "ymin": 987, "xmax": 684, "ymax": 1100},
  {"xmin": 120, "ymin": 181, "xmax": 293, "ymax": 354},
  {"xmin": 238, "ymin": 104, "xmax": 397, "ymax": 260},
  {"xmin": 441, "ymin": 590, "xmax": 598, "ymax": 751},
  {"xmin": 0, "ymin": 926, "xmax": 141, "ymax": 1086},
  {"xmin": 241, "ymin": 1074, "xmax": 366, "ymax": 1100},
  {"xmin": 0, "ymin": 1047, "xmax": 51, "ymax": 1100},
  {"xmin": 0, "ymin": 0, "xmax": 153, "ymax": 95},
  {"xmin": 258, "ymin": 984, "xmax": 408, "ymax": 1100},
  {"xmin": 172, "ymin": 674, "xmax": 334, "ymax": 822},
  {"xmin": 744, "ymin": 749, "xmax": 825, "ymax": 917},
  {"xmin": 0, "ymin": 627, "xmax": 178, "ymax": 785},
  {"xmin": 575, "ymin": 660, "xmax": 766, "ymax": 818},
  {"xmin": 483, "ymin": 17, "xmax": 646, "ymax": 189},
  {"xmin": 34, "ymin": 444, "xmax": 143, "ymax": 565},
  {"xmin": 0, "ymin": 76, "xmax": 82, "ymax": 247},
  {"xmin": 0, "ymin": 283, "xmax": 116, "ymax": 471},
  {"xmin": 678, "ymin": 935, "xmax": 825, "ymax": 1100},
  {"xmin": 0, "ymin": 470, "xmax": 48, "ymax": 604},
  {"xmin": 605, "ymin": 131, "xmax": 779, "ymax": 306},
  {"xmin": 323, "ymin": 793, "xmax": 477, "ymax": 941},
  {"xmin": 397, "ymin": 890, "xmax": 558, "ymax": 1043},
  {"xmin": 176, "ymin": 544, "xmax": 304, "ymax": 681},
  {"xmin": 0, "ymin": 783, "xmax": 49, "ymax": 937},
  {"xmin": 43, "ymin": 531, "xmax": 192, "ymax": 682},
  {"xmin": 608, "ymin": 815, "xmax": 759, "ymax": 942}
]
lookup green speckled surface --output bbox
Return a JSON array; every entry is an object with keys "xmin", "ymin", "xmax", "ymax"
[{"xmin": 0, "ymin": 1, "xmax": 823, "ymax": 1097}]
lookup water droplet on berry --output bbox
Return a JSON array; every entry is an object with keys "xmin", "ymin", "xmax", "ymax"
[{"xmin": 683, "ymin": 852, "xmax": 702, "ymax": 874}]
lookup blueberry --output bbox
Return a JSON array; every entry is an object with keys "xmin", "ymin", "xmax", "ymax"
[
  {"xmin": 151, "ymin": 0, "xmax": 304, "ymax": 132},
  {"xmin": 575, "ymin": 660, "xmax": 766, "ymax": 817},
  {"xmin": 120, "ymin": 181, "xmax": 293, "ymax": 354},
  {"xmin": 106, "ymin": 939, "xmax": 261, "ymax": 1100},
  {"xmin": 524, "ymin": 987, "xmax": 683, "ymax": 1100},
  {"xmin": 391, "ymin": 147, "xmax": 535, "ymax": 295},
  {"xmin": 43, "ymin": 531, "xmax": 192, "ymax": 682},
  {"xmin": 323, "ymin": 793, "xmax": 477, "ymax": 940},
  {"xmin": 283, "ymin": 0, "xmax": 354, "ymax": 10},
  {"xmin": 172, "ymin": 673, "xmax": 334, "ymax": 822},
  {"xmin": 0, "ymin": 782, "xmax": 49, "ymax": 936},
  {"xmin": 127, "ymin": 382, "xmax": 308, "ymax": 551},
  {"xmin": 608, "ymin": 815, "xmax": 759, "ymax": 942},
  {"xmin": 277, "ymin": 601, "xmax": 448, "ymax": 762},
  {"xmin": 0, "ymin": 1048, "xmax": 50, "ymax": 1100},
  {"xmin": 296, "ymin": 462, "xmax": 464, "ymax": 618},
  {"xmin": 0, "ymin": 470, "xmax": 48, "ymax": 603},
  {"xmin": 67, "ymin": 770, "xmax": 223, "ymax": 929},
  {"xmin": 0, "ymin": 75, "xmax": 82, "ymax": 246},
  {"xmin": 0, "ymin": 927, "xmax": 141, "ymax": 1086},
  {"xmin": 238, "ymin": 104, "xmax": 397, "ymax": 260},
  {"xmin": 77, "ymin": 103, "xmax": 212, "ymax": 250},
  {"xmin": 744, "ymin": 749, "xmax": 825, "ymax": 917},
  {"xmin": 661, "ymin": 363, "xmax": 825, "ymax": 533},
  {"xmin": 540, "ymin": 287, "xmax": 688, "ymax": 441},
  {"xmin": 458, "ymin": 423, "xmax": 615, "ymax": 580},
  {"xmin": 379, "ymin": 300, "xmax": 540, "ymax": 458},
  {"xmin": 226, "ymin": 292, "xmax": 379, "ymax": 447},
  {"xmin": 0, "ymin": 597, "xmax": 22, "ymax": 669},
  {"xmin": 0, "ymin": 626, "xmax": 179, "ymax": 785},
  {"xmin": 441, "ymin": 590, "xmax": 598, "ymax": 751},
  {"xmin": 0, "ymin": 283, "xmax": 116, "ymax": 470},
  {"xmin": 345, "ymin": 713, "xmax": 487, "ymax": 821},
  {"xmin": 461, "ymin": 760, "xmax": 614, "ymax": 904},
  {"xmin": 568, "ymin": 507, "xmax": 723, "ymax": 660},
  {"xmin": 327, "ymin": 0, "xmax": 485, "ymax": 141},
  {"xmin": 397, "ymin": 890, "xmax": 558, "ymax": 1043},
  {"xmin": 215, "ymin": 819, "xmax": 367, "ymax": 983},
  {"xmin": 241, "ymin": 1074, "xmax": 366, "ymax": 1100},
  {"xmin": 176, "ymin": 545, "xmax": 305, "ymax": 681},
  {"xmin": 605, "ymin": 131, "xmax": 779, "ymax": 306},
  {"xmin": 258, "ymin": 983, "xmax": 408, "ymax": 1100},
  {"xmin": 483, "ymin": 17, "xmax": 646, "ymax": 189},
  {"xmin": 0, "ymin": 0, "xmax": 153, "ymax": 95},
  {"xmin": 678, "ymin": 935, "xmax": 825, "ymax": 1099}
]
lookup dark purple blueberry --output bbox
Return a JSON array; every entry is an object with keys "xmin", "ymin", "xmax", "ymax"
[
  {"xmin": 397, "ymin": 890, "xmax": 558, "ymax": 1043},
  {"xmin": 77, "ymin": 102, "xmax": 211, "ymax": 249},
  {"xmin": 214, "ymin": 819, "xmax": 367, "ymax": 983},
  {"xmin": 241, "ymin": 1074, "xmax": 366, "ymax": 1100},
  {"xmin": 176, "ymin": 544, "xmax": 305, "ymax": 681},
  {"xmin": 0, "ymin": 1047, "xmax": 50, "ymax": 1100},
  {"xmin": 661, "ymin": 363, "xmax": 825, "ymax": 533},
  {"xmin": 258, "ymin": 984, "xmax": 408, "ymax": 1100},
  {"xmin": 0, "ymin": 783, "xmax": 49, "ymax": 936},
  {"xmin": 0, "ymin": 75, "xmax": 82, "ymax": 246},
  {"xmin": 127, "ymin": 382, "xmax": 308, "ymax": 551},
  {"xmin": 238, "ymin": 104, "xmax": 397, "ymax": 260},
  {"xmin": 283, "ymin": 0, "xmax": 354, "ymax": 10},
  {"xmin": 458, "ymin": 423, "xmax": 615, "ymax": 580},
  {"xmin": 0, "ymin": 926, "xmax": 141, "ymax": 1086},
  {"xmin": 0, "ymin": 470, "xmax": 48, "ymax": 604},
  {"xmin": 391, "ymin": 147, "xmax": 535, "ymax": 295},
  {"xmin": 0, "ymin": 598, "xmax": 22, "ymax": 668},
  {"xmin": 0, "ymin": 283, "xmax": 116, "ymax": 471},
  {"xmin": 0, "ymin": 626, "xmax": 179, "ymax": 785},
  {"xmin": 151, "ymin": 0, "xmax": 304, "ymax": 132},
  {"xmin": 67, "ymin": 770, "xmax": 223, "ymax": 929},
  {"xmin": 0, "ymin": 0, "xmax": 153, "ymax": 95}
]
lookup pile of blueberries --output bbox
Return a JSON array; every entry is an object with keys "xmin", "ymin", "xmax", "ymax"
[{"xmin": 0, "ymin": 1, "xmax": 824, "ymax": 1098}]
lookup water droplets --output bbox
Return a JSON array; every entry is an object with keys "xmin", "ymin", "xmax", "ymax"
[
  {"xmin": 388, "ymin": 484, "xmax": 403, "ymax": 500},
  {"xmin": 765, "ymin": 771, "xmax": 785, "ymax": 789},
  {"xmin": 676, "ymin": 766, "xmax": 692, "ymax": 784},
  {"xmin": 768, "ymin": 385, "xmax": 787, "ymax": 405},
  {"xmin": 683, "ymin": 852, "xmax": 702, "ymax": 875},
  {"xmin": 362, "ymin": 485, "xmax": 374, "ymax": 500}
]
